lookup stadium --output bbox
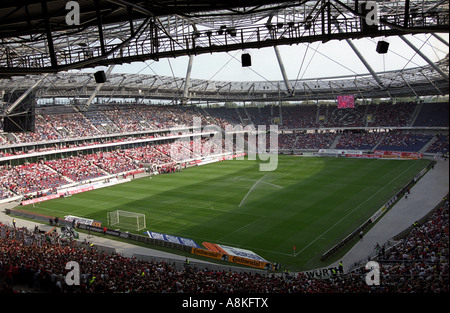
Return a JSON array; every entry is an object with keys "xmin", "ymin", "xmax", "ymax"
[{"xmin": 0, "ymin": 0, "xmax": 449, "ymax": 301}]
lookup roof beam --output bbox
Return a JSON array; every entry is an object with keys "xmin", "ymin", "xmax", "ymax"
[
  {"xmin": 431, "ymin": 33, "xmax": 449, "ymax": 47},
  {"xmin": 399, "ymin": 35, "xmax": 449, "ymax": 81},
  {"xmin": 400, "ymin": 73, "xmax": 419, "ymax": 97},
  {"xmin": 5, "ymin": 73, "xmax": 48, "ymax": 115},
  {"xmin": 345, "ymin": 38, "xmax": 386, "ymax": 91},
  {"xmin": 420, "ymin": 71, "xmax": 445, "ymax": 96}
]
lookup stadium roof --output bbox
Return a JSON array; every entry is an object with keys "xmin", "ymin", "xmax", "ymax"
[
  {"xmin": 1, "ymin": 0, "xmax": 448, "ymax": 76},
  {"xmin": 0, "ymin": 1, "xmax": 449, "ymax": 105},
  {"xmin": 1, "ymin": 56, "xmax": 448, "ymax": 104}
]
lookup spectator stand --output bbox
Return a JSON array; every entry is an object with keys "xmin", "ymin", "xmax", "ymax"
[
  {"xmin": 0, "ymin": 101, "xmax": 448, "ymax": 203},
  {"xmin": 0, "ymin": 192, "xmax": 447, "ymax": 293}
]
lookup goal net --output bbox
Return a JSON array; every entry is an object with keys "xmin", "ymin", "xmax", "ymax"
[{"xmin": 107, "ymin": 210, "xmax": 146, "ymax": 231}]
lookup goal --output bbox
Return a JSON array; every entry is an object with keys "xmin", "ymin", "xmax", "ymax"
[{"xmin": 107, "ymin": 210, "xmax": 146, "ymax": 231}]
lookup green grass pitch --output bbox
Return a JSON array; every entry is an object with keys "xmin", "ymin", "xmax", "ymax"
[{"xmin": 20, "ymin": 155, "xmax": 431, "ymax": 271}]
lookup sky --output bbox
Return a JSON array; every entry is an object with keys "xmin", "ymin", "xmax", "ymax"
[{"xmin": 85, "ymin": 33, "xmax": 449, "ymax": 83}]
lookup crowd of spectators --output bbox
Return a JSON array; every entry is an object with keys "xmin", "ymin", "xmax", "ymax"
[
  {"xmin": 0, "ymin": 188, "xmax": 14, "ymax": 201},
  {"xmin": 88, "ymin": 150, "xmax": 141, "ymax": 175},
  {"xmin": 169, "ymin": 106, "xmax": 211, "ymax": 127},
  {"xmin": 335, "ymin": 132, "xmax": 385, "ymax": 150},
  {"xmin": 244, "ymin": 107, "xmax": 272, "ymax": 127},
  {"xmin": 203, "ymin": 107, "xmax": 241, "ymax": 128},
  {"xmin": 277, "ymin": 133, "xmax": 297, "ymax": 150},
  {"xmin": 350, "ymin": 198, "xmax": 449, "ymax": 293},
  {"xmin": 44, "ymin": 113, "xmax": 101, "ymax": 139},
  {"xmin": 1, "ymin": 102, "xmax": 448, "ymax": 154},
  {"xmin": 0, "ymin": 198, "xmax": 447, "ymax": 293},
  {"xmin": 281, "ymin": 106, "xmax": 317, "ymax": 129},
  {"xmin": 270, "ymin": 130, "xmax": 443, "ymax": 152},
  {"xmin": 104, "ymin": 106, "xmax": 149, "ymax": 133},
  {"xmin": 377, "ymin": 131, "xmax": 433, "ymax": 152},
  {"xmin": 323, "ymin": 104, "xmax": 367, "ymax": 128},
  {"xmin": 0, "ymin": 101, "xmax": 448, "ymax": 294},
  {"xmin": 369, "ymin": 102, "xmax": 417, "ymax": 127},
  {"xmin": 156, "ymin": 142, "xmax": 190, "ymax": 162},
  {"xmin": 83, "ymin": 109, "xmax": 119, "ymax": 134},
  {"xmin": 44, "ymin": 156, "xmax": 107, "ymax": 183},
  {"xmin": 0, "ymin": 133, "xmax": 163, "ymax": 158},
  {"xmin": 0, "ymin": 137, "xmax": 243, "ymax": 200},
  {"xmin": 13, "ymin": 116, "xmax": 62, "ymax": 143},
  {"xmin": 426, "ymin": 135, "xmax": 449, "ymax": 155},
  {"xmin": 124, "ymin": 145, "xmax": 174, "ymax": 166},
  {"xmin": 413, "ymin": 102, "xmax": 449, "ymax": 127},
  {"xmin": 0, "ymin": 162, "xmax": 69, "ymax": 196},
  {"xmin": 0, "ymin": 102, "xmax": 448, "ymax": 200},
  {"xmin": 293, "ymin": 133, "xmax": 337, "ymax": 150}
]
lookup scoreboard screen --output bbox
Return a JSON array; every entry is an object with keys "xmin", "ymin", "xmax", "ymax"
[{"xmin": 337, "ymin": 95, "xmax": 355, "ymax": 109}]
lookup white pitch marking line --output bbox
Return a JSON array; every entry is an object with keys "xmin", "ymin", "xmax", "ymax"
[
  {"xmin": 294, "ymin": 161, "xmax": 419, "ymax": 257},
  {"xmin": 217, "ymin": 215, "xmax": 267, "ymax": 243}
]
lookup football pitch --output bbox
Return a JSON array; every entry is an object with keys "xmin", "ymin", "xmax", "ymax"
[{"xmin": 21, "ymin": 155, "xmax": 431, "ymax": 271}]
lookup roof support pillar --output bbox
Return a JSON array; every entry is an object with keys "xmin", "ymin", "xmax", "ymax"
[
  {"xmin": 273, "ymin": 46, "xmax": 294, "ymax": 96},
  {"xmin": 182, "ymin": 54, "xmax": 194, "ymax": 105}
]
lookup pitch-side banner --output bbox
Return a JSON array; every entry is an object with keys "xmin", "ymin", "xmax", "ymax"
[
  {"xmin": 319, "ymin": 149, "xmax": 363, "ymax": 155},
  {"xmin": 374, "ymin": 150, "xmax": 423, "ymax": 159},
  {"xmin": 191, "ymin": 247, "xmax": 274, "ymax": 271},
  {"xmin": 21, "ymin": 193, "xmax": 61, "ymax": 205},
  {"xmin": 203, "ymin": 242, "xmax": 268, "ymax": 262},
  {"xmin": 191, "ymin": 248, "xmax": 225, "ymax": 260},
  {"xmin": 65, "ymin": 215, "xmax": 94, "ymax": 226},
  {"xmin": 146, "ymin": 231, "xmax": 201, "ymax": 248},
  {"xmin": 344, "ymin": 153, "xmax": 382, "ymax": 159}
]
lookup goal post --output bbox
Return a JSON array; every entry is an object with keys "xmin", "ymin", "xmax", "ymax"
[{"xmin": 107, "ymin": 210, "xmax": 146, "ymax": 231}]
